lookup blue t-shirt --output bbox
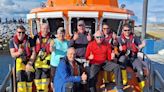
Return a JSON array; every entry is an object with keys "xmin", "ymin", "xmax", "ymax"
[
  {"xmin": 9, "ymin": 40, "xmax": 15, "ymax": 49},
  {"xmin": 50, "ymin": 38, "xmax": 69, "ymax": 67}
]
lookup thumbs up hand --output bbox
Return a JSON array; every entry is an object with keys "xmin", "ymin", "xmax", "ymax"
[
  {"xmin": 111, "ymin": 51, "xmax": 115, "ymax": 60},
  {"xmin": 88, "ymin": 52, "xmax": 94, "ymax": 60},
  {"xmin": 18, "ymin": 48, "xmax": 23, "ymax": 56},
  {"xmin": 81, "ymin": 72, "xmax": 87, "ymax": 81},
  {"xmin": 87, "ymin": 33, "xmax": 92, "ymax": 41}
]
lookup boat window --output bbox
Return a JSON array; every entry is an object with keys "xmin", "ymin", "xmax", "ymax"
[
  {"xmin": 70, "ymin": 18, "xmax": 96, "ymax": 35},
  {"xmin": 47, "ymin": 18, "xmax": 64, "ymax": 34},
  {"xmin": 102, "ymin": 19, "xmax": 122, "ymax": 36},
  {"xmin": 102, "ymin": 19, "xmax": 134, "ymax": 36},
  {"xmin": 30, "ymin": 18, "xmax": 64, "ymax": 38}
]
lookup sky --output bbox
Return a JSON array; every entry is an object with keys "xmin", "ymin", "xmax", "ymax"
[
  {"xmin": 0, "ymin": 0, "xmax": 164, "ymax": 25},
  {"xmin": 119, "ymin": 0, "xmax": 164, "ymax": 25}
]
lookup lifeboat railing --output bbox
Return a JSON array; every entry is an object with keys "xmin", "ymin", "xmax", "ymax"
[
  {"xmin": 152, "ymin": 70, "xmax": 164, "ymax": 92},
  {"xmin": 0, "ymin": 64, "xmax": 16, "ymax": 92},
  {"xmin": 142, "ymin": 52, "xmax": 164, "ymax": 92}
]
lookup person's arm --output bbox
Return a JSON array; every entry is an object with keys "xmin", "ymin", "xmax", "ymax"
[
  {"xmin": 134, "ymin": 37, "xmax": 145, "ymax": 51},
  {"xmin": 69, "ymin": 38, "xmax": 75, "ymax": 47},
  {"xmin": 35, "ymin": 38, "xmax": 40, "ymax": 53},
  {"xmin": 69, "ymin": 32, "xmax": 79, "ymax": 47},
  {"xmin": 9, "ymin": 40, "xmax": 22, "ymax": 58},
  {"xmin": 10, "ymin": 48, "xmax": 21, "ymax": 58},
  {"xmin": 57, "ymin": 61, "xmax": 81, "ymax": 83},
  {"xmin": 85, "ymin": 43, "xmax": 92, "ymax": 60},
  {"xmin": 50, "ymin": 39, "xmax": 55, "ymax": 52},
  {"xmin": 26, "ymin": 46, "xmax": 36, "ymax": 72},
  {"xmin": 87, "ymin": 33, "xmax": 92, "ymax": 42},
  {"xmin": 28, "ymin": 47, "xmax": 36, "ymax": 64},
  {"xmin": 138, "ymin": 40, "xmax": 145, "ymax": 49},
  {"xmin": 107, "ymin": 44, "xmax": 112, "ymax": 61}
]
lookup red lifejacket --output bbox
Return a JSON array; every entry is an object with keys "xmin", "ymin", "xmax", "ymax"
[
  {"xmin": 120, "ymin": 33, "xmax": 138, "ymax": 53},
  {"xmin": 35, "ymin": 32, "xmax": 51, "ymax": 54},
  {"xmin": 104, "ymin": 33, "xmax": 113, "ymax": 44},
  {"xmin": 13, "ymin": 35, "xmax": 31, "ymax": 57}
]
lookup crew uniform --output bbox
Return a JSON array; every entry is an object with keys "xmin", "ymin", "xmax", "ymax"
[
  {"xmin": 9, "ymin": 35, "xmax": 34, "ymax": 92},
  {"xmin": 104, "ymin": 32, "xmax": 120, "ymax": 83},
  {"xmin": 34, "ymin": 32, "xmax": 51, "ymax": 92},
  {"xmin": 118, "ymin": 33, "xmax": 147, "ymax": 89}
]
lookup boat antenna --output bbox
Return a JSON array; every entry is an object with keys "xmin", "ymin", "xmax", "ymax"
[
  {"xmin": 41, "ymin": 2, "xmax": 46, "ymax": 8},
  {"xmin": 120, "ymin": 4, "xmax": 126, "ymax": 9}
]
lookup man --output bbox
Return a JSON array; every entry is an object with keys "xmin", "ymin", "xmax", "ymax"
[
  {"xmin": 102, "ymin": 23, "xmax": 116, "ymax": 43},
  {"xmin": 102, "ymin": 23, "xmax": 119, "ymax": 56},
  {"xmin": 69, "ymin": 20, "xmax": 91, "ymax": 62},
  {"xmin": 9, "ymin": 25, "xmax": 35, "ymax": 92},
  {"xmin": 54, "ymin": 47, "xmax": 87, "ymax": 92},
  {"xmin": 34, "ymin": 23, "xmax": 52, "ymax": 92},
  {"xmin": 118, "ymin": 23, "xmax": 146, "ymax": 90},
  {"xmin": 102, "ymin": 23, "xmax": 119, "ymax": 83},
  {"xmin": 85, "ymin": 31, "xmax": 123, "ymax": 92}
]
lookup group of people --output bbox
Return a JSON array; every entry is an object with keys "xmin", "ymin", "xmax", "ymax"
[{"xmin": 10, "ymin": 20, "xmax": 146, "ymax": 92}]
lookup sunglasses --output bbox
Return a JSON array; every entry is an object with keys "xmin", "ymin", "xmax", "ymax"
[
  {"xmin": 96, "ymin": 36, "xmax": 104, "ymax": 39},
  {"xmin": 18, "ymin": 32, "xmax": 25, "ymax": 34},
  {"xmin": 123, "ymin": 30, "xmax": 130, "ymax": 32}
]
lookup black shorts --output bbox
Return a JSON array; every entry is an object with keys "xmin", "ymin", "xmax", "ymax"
[{"xmin": 51, "ymin": 66, "xmax": 57, "ymax": 82}]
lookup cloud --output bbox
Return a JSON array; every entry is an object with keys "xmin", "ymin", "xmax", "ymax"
[
  {"xmin": 148, "ymin": 17, "xmax": 157, "ymax": 22},
  {"xmin": 148, "ymin": 0, "xmax": 164, "ymax": 23},
  {"xmin": 119, "ymin": 0, "xmax": 164, "ymax": 24},
  {"xmin": 0, "ymin": 0, "xmax": 44, "ymax": 19},
  {"xmin": 0, "ymin": 0, "xmax": 15, "ymax": 6}
]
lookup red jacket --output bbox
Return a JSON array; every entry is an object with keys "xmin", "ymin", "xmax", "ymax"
[
  {"xmin": 104, "ymin": 33, "xmax": 113, "ymax": 44},
  {"xmin": 85, "ymin": 40, "xmax": 112, "ymax": 64}
]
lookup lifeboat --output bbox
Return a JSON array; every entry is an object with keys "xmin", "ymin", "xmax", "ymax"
[{"xmin": 26, "ymin": 0, "xmax": 146, "ymax": 92}]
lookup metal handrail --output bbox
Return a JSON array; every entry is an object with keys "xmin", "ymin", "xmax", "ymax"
[
  {"xmin": 141, "ymin": 52, "xmax": 164, "ymax": 92},
  {"xmin": 0, "ymin": 65, "xmax": 14, "ymax": 92},
  {"xmin": 153, "ymin": 70, "xmax": 164, "ymax": 92},
  {"xmin": 140, "ymin": 52, "xmax": 152, "ymax": 92}
]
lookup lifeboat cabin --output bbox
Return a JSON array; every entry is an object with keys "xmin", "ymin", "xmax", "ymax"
[{"xmin": 27, "ymin": 0, "xmax": 136, "ymax": 38}]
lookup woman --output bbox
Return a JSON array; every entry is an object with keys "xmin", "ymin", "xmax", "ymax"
[{"xmin": 50, "ymin": 27, "xmax": 69, "ymax": 91}]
